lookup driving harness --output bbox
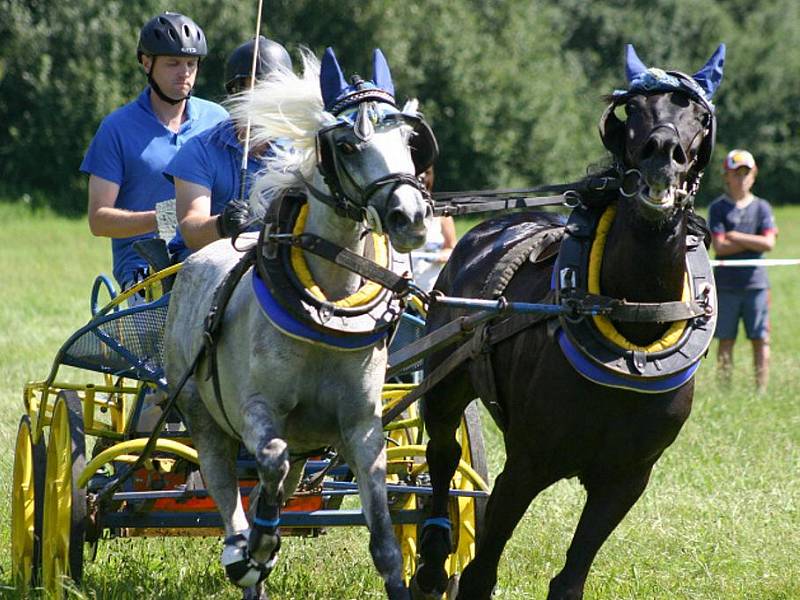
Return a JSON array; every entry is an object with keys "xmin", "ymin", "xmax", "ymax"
[
  {"xmin": 463, "ymin": 201, "xmax": 717, "ymax": 430},
  {"xmin": 253, "ymin": 191, "xmax": 409, "ymax": 349}
]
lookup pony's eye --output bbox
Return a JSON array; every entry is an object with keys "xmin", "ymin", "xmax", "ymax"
[{"xmin": 338, "ymin": 141, "xmax": 357, "ymax": 155}]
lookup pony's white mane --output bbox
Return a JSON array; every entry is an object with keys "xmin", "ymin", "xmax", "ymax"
[{"xmin": 227, "ymin": 49, "xmax": 336, "ymax": 213}]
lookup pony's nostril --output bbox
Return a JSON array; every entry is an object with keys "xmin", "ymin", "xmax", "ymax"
[
  {"xmin": 386, "ymin": 209, "xmax": 408, "ymax": 234},
  {"xmin": 642, "ymin": 139, "xmax": 657, "ymax": 160},
  {"xmin": 672, "ymin": 145, "xmax": 686, "ymax": 165}
]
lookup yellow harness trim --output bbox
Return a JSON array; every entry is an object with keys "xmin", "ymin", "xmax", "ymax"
[
  {"xmin": 588, "ymin": 204, "xmax": 689, "ymax": 352},
  {"xmin": 290, "ymin": 203, "xmax": 389, "ymax": 308}
]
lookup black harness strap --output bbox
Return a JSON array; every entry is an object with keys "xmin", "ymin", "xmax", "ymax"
[
  {"xmin": 202, "ymin": 246, "xmax": 258, "ymax": 439},
  {"xmin": 578, "ymin": 293, "xmax": 708, "ymax": 322},
  {"xmin": 291, "ymin": 233, "xmax": 412, "ymax": 295},
  {"xmin": 434, "ymin": 193, "xmax": 576, "ymax": 217},
  {"xmin": 470, "ymin": 292, "xmax": 558, "ymax": 430},
  {"xmin": 432, "ymin": 176, "xmax": 620, "ymax": 201},
  {"xmin": 386, "ymin": 309, "xmax": 500, "ymax": 378},
  {"xmin": 382, "ymin": 333, "xmax": 479, "ymax": 427}
]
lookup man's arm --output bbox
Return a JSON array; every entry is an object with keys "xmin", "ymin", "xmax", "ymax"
[
  {"xmin": 88, "ymin": 175, "xmax": 157, "ymax": 237},
  {"xmin": 711, "ymin": 233, "xmax": 746, "ymax": 257},
  {"xmin": 724, "ymin": 230, "xmax": 776, "ymax": 253},
  {"xmin": 175, "ymin": 178, "xmax": 220, "ymax": 250},
  {"xmin": 437, "ymin": 216, "xmax": 457, "ymax": 263}
]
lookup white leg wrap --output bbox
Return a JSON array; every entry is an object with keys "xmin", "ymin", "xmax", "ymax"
[{"xmin": 222, "ymin": 531, "xmax": 267, "ymax": 588}]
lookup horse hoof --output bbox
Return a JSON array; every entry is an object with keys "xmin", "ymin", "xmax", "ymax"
[
  {"xmin": 385, "ymin": 580, "xmax": 411, "ymax": 600},
  {"xmin": 222, "ymin": 533, "xmax": 278, "ymax": 589},
  {"xmin": 410, "ymin": 574, "xmax": 444, "ymax": 600},
  {"xmin": 242, "ymin": 582, "xmax": 270, "ymax": 600}
]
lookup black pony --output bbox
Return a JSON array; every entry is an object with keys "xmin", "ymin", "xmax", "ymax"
[{"xmin": 411, "ymin": 44, "xmax": 726, "ymax": 600}]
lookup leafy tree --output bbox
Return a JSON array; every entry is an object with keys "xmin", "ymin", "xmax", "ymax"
[{"xmin": 0, "ymin": 0, "xmax": 798, "ymax": 211}]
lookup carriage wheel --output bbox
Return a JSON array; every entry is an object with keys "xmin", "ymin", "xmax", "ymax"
[
  {"xmin": 42, "ymin": 391, "xmax": 87, "ymax": 598},
  {"xmin": 10, "ymin": 414, "xmax": 47, "ymax": 590},
  {"xmin": 386, "ymin": 385, "xmax": 424, "ymax": 583},
  {"xmin": 391, "ymin": 400, "xmax": 489, "ymax": 593}
]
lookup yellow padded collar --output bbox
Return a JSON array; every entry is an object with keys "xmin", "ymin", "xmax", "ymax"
[
  {"xmin": 290, "ymin": 203, "xmax": 389, "ymax": 308},
  {"xmin": 588, "ymin": 204, "xmax": 689, "ymax": 352}
]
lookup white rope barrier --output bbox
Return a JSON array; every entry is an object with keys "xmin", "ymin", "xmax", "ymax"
[
  {"xmin": 710, "ymin": 259, "xmax": 800, "ymax": 267},
  {"xmin": 410, "ymin": 251, "xmax": 441, "ymax": 261},
  {"xmin": 413, "ymin": 253, "xmax": 800, "ymax": 268}
]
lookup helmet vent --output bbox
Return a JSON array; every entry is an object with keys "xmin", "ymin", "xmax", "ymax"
[{"xmin": 183, "ymin": 25, "xmax": 191, "ymax": 38}]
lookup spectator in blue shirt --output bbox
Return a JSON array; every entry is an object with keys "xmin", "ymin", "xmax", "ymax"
[
  {"xmin": 165, "ymin": 37, "xmax": 293, "ymax": 262},
  {"xmin": 80, "ymin": 12, "xmax": 228, "ymax": 290},
  {"xmin": 708, "ymin": 149, "xmax": 778, "ymax": 391}
]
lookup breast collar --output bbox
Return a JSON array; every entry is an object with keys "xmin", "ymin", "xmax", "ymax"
[
  {"xmin": 553, "ymin": 203, "xmax": 717, "ymax": 393},
  {"xmin": 253, "ymin": 191, "xmax": 407, "ymax": 351}
]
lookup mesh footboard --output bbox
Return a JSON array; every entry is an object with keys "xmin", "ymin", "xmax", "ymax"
[{"xmin": 58, "ymin": 295, "xmax": 170, "ymax": 386}]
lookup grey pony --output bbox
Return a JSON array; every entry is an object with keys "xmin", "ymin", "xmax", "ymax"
[{"xmin": 164, "ymin": 50, "xmax": 431, "ymax": 599}]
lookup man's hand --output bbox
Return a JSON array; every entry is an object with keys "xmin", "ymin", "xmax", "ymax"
[{"xmin": 216, "ymin": 199, "xmax": 251, "ymax": 238}]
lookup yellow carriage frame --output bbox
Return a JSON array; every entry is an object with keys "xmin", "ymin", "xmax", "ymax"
[{"xmin": 11, "ymin": 264, "xmax": 490, "ymax": 598}]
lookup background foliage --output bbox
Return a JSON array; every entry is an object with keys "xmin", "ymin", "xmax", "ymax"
[{"xmin": 0, "ymin": 0, "xmax": 798, "ymax": 214}]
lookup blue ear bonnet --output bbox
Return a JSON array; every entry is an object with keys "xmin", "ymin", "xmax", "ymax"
[
  {"xmin": 616, "ymin": 44, "xmax": 726, "ymax": 110},
  {"xmin": 320, "ymin": 47, "xmax": 397, "ymax": 115}
]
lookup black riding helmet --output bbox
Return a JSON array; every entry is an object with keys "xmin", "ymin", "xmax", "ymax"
[
  {"xmin": 225, "ymin": 36, "xmax": 292, "ymax": 94},
  {"xmin": 137, "ymin": 12, "xmax": 208, "ymax": 62},
  {"xmin": 137, "ymin": 12, "xmax": 207, "ymax": 105}
]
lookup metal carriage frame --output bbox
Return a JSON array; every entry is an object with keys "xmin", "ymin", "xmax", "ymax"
[{"xmin": 11, "ymin": 261, "xmax": 490, "ymax": 598}]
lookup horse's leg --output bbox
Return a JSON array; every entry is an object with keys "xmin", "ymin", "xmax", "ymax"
[
  {"xmin": 180, "ymin": 393, "xmax": 259, "ymax": 588},
  {"xmin": 455, "ymin": 451, "xmax": 556, "ymax": 600},
  {"xmin": 412, "ymin": 374, "xmax": 474, "ymax": 598},
  {"xmin": 239, "ymin": 398, "xmax": 289, "ymax": 569},
  {"xmin": 547, "ymin": 466, "xmax": 653, "ymax": 600},
  {"xmin": 339, "ymin": 416, "xmax": 407, "ymax": 600}
]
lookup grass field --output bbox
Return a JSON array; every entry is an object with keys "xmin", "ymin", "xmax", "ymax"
[{"xmin": 1, "ymin": 201, "xmax": 799, "ymax": 599}]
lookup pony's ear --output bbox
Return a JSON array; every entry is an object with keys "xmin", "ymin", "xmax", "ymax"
[
  {"xmin": 321, "ymin": 47, "xmax": 348, "ymax": 110},
  {"xmin": 625, "ymin": 44, "xmax": 648, "ymax": 83},
  {"xmin": 599, "ymin": 102, "xmax": 627, "ymax": 156},
  {"xmin": 372, "ymin": 48, "xmax": 395, "ymax": 97},
  {"xmin": 692, "ymin": 43, "xmax": 726, "ymax": 100}
]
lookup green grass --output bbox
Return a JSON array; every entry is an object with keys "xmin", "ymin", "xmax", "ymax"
[{"xmin": 1, "ymin": 202, "xmax": 799, "ymax": 598}]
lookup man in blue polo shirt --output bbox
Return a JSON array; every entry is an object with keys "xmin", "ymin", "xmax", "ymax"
[
  {"xmin": 80, "ymin": 12, "xmax": 228, "ymax": 290},
  {"xmin": 165, "ymin": 36, "xmax": 293, "ymax": 262},
  {"xmin": 708, "ymin": 149, "xmax": 778, "ymax": 392}
]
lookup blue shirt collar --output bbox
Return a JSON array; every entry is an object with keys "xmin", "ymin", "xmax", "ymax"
[
  {"xmin": 209, "ymin": 119, "xmax": 242, "ymax": 151},
  {"xmin": 136, "ymin": 86, "xmax": 197, "ymax": 126}
]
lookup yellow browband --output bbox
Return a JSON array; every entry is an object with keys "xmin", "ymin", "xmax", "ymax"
[
  {"xmin": 290, "ymin": 203, "xmax": 389, "ymax": 308},
  {"xmin": 588, "ymin": 204, "xmax": 690, "ymax": 352}
]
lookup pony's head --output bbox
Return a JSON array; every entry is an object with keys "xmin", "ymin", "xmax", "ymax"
[
  {"xmin": 600, "ymin": 44, "xmax": 725, "ymax": 222},
  {"xmin": 230, "ymin": 47, "xmax": 435, "ymax": 253},
  {"xmin": 315, "ymin": 47, "xmax": 435, "ymax": 251}
]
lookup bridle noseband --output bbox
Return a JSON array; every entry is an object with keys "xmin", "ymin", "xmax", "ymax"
[
  {"xmin": 308, "ymin": 101, "xmax": 436, "ymax": 229},
  {"xmin": 600, "ymin": 71, "xmax": 717, "ymax": 210}
]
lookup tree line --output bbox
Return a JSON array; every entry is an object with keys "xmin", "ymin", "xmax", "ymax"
[{"xmin": 1, "ymin": 0, "xmax": 797, "ymax": 214}]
